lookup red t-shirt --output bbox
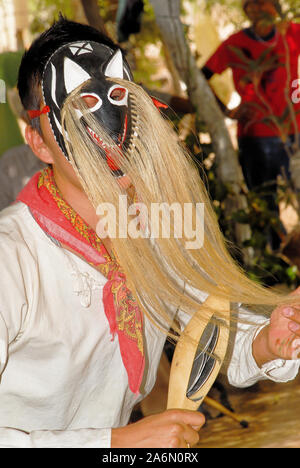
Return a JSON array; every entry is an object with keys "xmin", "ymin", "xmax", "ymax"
[{"xmin": 205, "ymin": 23, "xmax": 300, "ymax": 138}]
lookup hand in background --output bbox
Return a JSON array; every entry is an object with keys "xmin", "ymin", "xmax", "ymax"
[
  {"xmin": 253, "ymin": 287, "xmax": 300, "ymax": 367},
  {"xmin": 226, "ymin": 103, "xmax": 255, "ymax": 123}
]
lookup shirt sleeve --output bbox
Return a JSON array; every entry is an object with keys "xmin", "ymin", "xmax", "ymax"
[
  {"xmin": 0, "ymin": 233, "xmax": 28, "ymax": 372},
  {"xmin": 0, "ymin": 312, "xmax": 8, "ymax": 377},
  {"xmin": 177, "ymin": 292, "xmax": 300, "ymax": 388},
  {"xmin": 0, "ymin": 427, "xmax": 111, "ymax": 448},
  {"xmin": 204, "ymin": 39, "xmax": 232, "ymax": 75},
  {"xmin": 0, "ymin": 232, "xmax": 112, "ymax": 448},
  {"xmin": 227, "ymin": 305, "xmax": 300, "ymax": 388}
]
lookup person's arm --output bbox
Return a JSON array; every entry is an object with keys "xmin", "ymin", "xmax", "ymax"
[
  {"xmin": 227, "ymin": 297, "xmax": 300, "ymax": 388},
  {"xmin": 176, "ymin": 283, "xmax": 300, "ymax": 389},
  {"xmin": 0, "ymin": 408, "xmax": 204, "ymax": 448},
  {"xmin": 0, "ymin": 307, "xmax": 111, "ymax": 448},
  {"xmin": 0, "ymin": 416, "xmax": 203, "ymax": 448},
  {"xmin": 201, "ymin": 65, "xmax": 230, "ymax": 115},
  {"xmin": 0, "ymin": 233, "xmax": 115, "ymax": 448},
  {"xmin": 201, "ymin": 38, "xmax": 239, "ymax": 118},
  {"xmin": 252, "ymin": 291, "xmax": 300, "ymax": 366},
  {"xmin": 201, "ymin": 41, "xmax": 255, "ymax": 121},
  {"xmin": 201, "ymin": 64, "xmax": 254, "ymax": 121},
  {"xmin": 0, "ymin": 427, "xmax": 111, "ymax": 448}
]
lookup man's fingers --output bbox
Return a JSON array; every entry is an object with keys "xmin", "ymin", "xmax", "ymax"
[
  {"xmin": 191, "ymin": 424, "xmax": 203, "ymax": 431},
  {"xmin": 167, "ymin": 408, "xmax": 205, "ymax": 428},
  {"xmin": 165, "ymin": 409, "xmax": 205, "ymax": 448},
  {"xmin": 168, "ymin": 421, "xmax": 201, "ymax": 449},
  {"xmin": 282, "ymin": 307, "xmax": 300, "ymax": 336},
  {"xmin": 288, "ymin": 321, "xmax": 300, "ymax": 335},
  {"xmin": 183, "ymin": 424, "xmax": 201, "ymax": 447},
  {"xmin": 280, "ymin": 287, "xmax": 300, "ymax": 316},
  {"xmin": 283, "ymin": 307, "xmax": 300, "ymax": 323}
]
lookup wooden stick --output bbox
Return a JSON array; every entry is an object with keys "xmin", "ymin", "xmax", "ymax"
[
  {"xmin": 204, "ymin": 395, "xmax": 249, "ymax": 428},
  {"xmin": 167, "ymin": 296, "xmax": 230, "ymax": 411}
]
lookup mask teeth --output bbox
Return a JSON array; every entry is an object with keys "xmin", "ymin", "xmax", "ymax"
[
  {"xmin": 126, "ymin": 123, "xmax": 139, "ymax": 154},
  {"xmin": 126, "ymin": 98, "xmax": 139, "ymax": 154},
  {"xmin": 86, "ymin": 125, "xmax": 121, "ymax": 150},
  {"xmin": 86, "ymin": 125, "xmax": 105, "ymax": 149}
]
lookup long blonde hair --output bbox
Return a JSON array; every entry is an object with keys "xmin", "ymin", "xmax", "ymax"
[{"xmin": 61, "ymin": 78, "xmax": 296, "ymax": 338}]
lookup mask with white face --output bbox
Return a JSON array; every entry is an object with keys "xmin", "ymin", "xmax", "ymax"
[{"xmin": 42, "ymin": 40, "xmax": 134, "ymax": 176}]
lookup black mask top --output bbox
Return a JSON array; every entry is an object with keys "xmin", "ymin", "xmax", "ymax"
[{"xmin": 42, "ymin": 40, "xmax": 134, "ymax": 176}]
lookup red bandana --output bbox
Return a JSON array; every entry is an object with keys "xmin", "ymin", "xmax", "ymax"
[{"xmin": 17, "ymin": 168, "xmax": 145, "ymax": 395}]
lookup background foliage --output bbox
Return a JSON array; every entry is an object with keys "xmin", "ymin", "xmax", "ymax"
[{"xmin": 2, "ymin": 0, "xmax": 300, "ymax": 289}]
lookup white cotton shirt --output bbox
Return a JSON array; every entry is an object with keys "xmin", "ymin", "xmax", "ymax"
[{"xmin": 0, "ymin": 202, "xmax": 298, "ymax": 448}]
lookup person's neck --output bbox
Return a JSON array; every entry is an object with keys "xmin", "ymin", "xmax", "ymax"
[
  {"xmin": 252, "ymin": 22, "xmax": 275, "ymax": 39},
  {"xmin": 52, "ymin": 167, "xmax": 115, "ymax": 258},
  {"xmin": 52, "ymin": 166, "xmax": 99, "ymax": 232}
]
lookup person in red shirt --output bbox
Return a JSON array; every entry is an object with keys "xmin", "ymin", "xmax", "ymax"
[{"xmin": 202, "ymin": 0, "xmax": 300, "ymax": 250}]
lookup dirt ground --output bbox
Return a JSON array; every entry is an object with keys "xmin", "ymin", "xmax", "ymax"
[{"xmin": 196, "ymin": 375, "xmax": 300, "ymax": 448}]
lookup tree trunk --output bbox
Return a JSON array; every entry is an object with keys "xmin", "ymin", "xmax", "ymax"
[
  {"xmin": 71, "ymin": 0, "xmax": 89, "ymax": 24},
  {"xmin": 149, "ymin": 0, "xmax": 252, "ymax": 260},
  {"xmin": 80, "ymin": 0, "xmax": 109, "ymax": 35}
]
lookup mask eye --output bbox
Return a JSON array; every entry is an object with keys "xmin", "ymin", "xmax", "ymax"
[
  {"xmin": 81, "ymin": 94, "xmax": 99, "ymax": 108},
  {"xmin": 79, "ymin": 92, "xmax": 102, "ymax": 112},
  {"xmin": 110, "ymin": 87, "xmax": 127, "ymax": 101},
  {"xmin": 108, "ymin": 84, "xmax": 128, "ymax": 106}
]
